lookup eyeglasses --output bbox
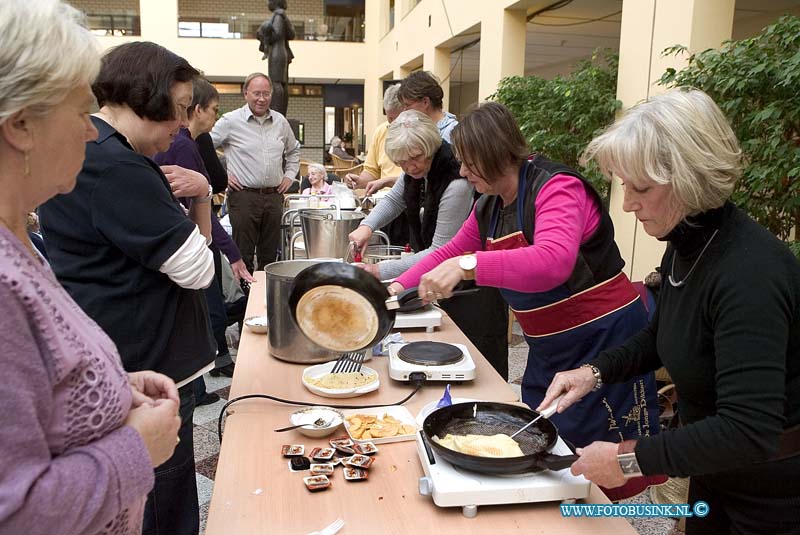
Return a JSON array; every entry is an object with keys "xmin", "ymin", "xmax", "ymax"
[{"xmin": 250, "ymin": 91, "xmax": 272, "ymax": 99}]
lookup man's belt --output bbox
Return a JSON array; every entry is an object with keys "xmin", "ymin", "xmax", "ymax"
[{"xmin": 241, "ymin": 186, "xmax": 280, "ymax": 194}]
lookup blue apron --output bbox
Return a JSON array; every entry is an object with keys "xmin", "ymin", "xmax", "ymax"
[{"xmin": 485, "ymin": 165, "xmax": 660, "ymax": 448}]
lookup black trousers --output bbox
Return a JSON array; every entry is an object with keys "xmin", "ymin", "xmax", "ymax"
[
  {"xmin": 685, "ymin": 454, "xmax": 800, "ymax": 535},
  {"xmin": 440, "ymin": 286, "xmax": 509, "ymax": 380},
  {"xmin": 142, "ymin": 385, "xmax": 199, "ymax": 535},
  {"xmin": 227, "ymin": 189, "xmax": 283, "ymax": 271}
]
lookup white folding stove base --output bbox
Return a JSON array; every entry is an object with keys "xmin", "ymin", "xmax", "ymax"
[
  {"xmin": 415, "ymin": 431, "xmax": 591, "ymax": 518},
  {"xmin": 393, "ymin": 306, "xmax": 443, "ymax": 332},
  {"xmin": 388, "ymin": 342, "xmax": 476, "ymax": 382}
]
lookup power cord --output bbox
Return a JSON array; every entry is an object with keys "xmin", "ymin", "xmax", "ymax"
[{"xmin": 217, "ymin": 372, "xmax": 429, "ymax": 440}]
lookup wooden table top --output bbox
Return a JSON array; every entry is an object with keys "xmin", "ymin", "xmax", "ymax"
[{"xmin": 205, "ymin": 272, "xmax": 636, "ymax": 534}]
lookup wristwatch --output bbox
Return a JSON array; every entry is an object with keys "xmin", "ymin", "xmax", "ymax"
[
  {"xmin": 617, "ymin": 440, "xmax": 643, "ymax": 478},
  {"xmin": 459, "ymin": 253, "xmax": 477, "ymax": 280},
  {"xmin": 196, "ymin": 184, "xmax": 213, "ymax": 203}
]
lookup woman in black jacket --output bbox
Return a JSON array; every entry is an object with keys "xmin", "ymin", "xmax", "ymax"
[{"xmin": 540, "ymin": 88, "xmax": 800, "ymax": 534}]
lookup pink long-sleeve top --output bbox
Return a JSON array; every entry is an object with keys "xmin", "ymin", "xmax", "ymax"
[
  {"xmin": 395, "ymin": 174, "xmax": 601, "ymax": 293},
  {"xmin": 0, "ymin": 227, "xmax": 154, "ymax": 534}
]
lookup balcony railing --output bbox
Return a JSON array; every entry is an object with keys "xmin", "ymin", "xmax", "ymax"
[
  {"xmin": 85, "ymin": 13, "xmax": 141, "ymax": 36},
  {"xmin": 178, "ymin": 14, "xmax": 364, "ymax": 42}
]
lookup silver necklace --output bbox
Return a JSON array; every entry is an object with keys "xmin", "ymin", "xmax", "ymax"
[{"xmin": 668, "ymin": 229, "xmax": 719, "ymax": 288}]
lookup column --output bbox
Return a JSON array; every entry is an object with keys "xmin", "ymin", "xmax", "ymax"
[
  {"xmin": 424, "ymin": 46, "xmax": 451, "ymax": 111},
  {"xmin": 393, "ymin": 65, "xmax": 412, "ymax": 80},
  {"xmin": 477, "ymin": 6, "xmax": 526, "ymax": 100},
  {"xmin": 364, "ymin": 0, "xmax": 386, "ymax": 144},
  {"xmin": 139, "ymin": 0, "xmax": 179, "ymax": 48},
  {"xmin": 611, "ymin": 0, "xmax": 735, "ymax": 281}
]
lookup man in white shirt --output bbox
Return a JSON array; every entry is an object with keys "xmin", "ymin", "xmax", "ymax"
[{"xmin": 211, "ymin": 73, "xmax": 300, "ymax": 270}]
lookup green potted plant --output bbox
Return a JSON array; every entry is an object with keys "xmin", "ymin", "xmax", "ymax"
[
  {"xmin": 492, "ymin": 49, "xmax": 621, "ymax": 202},
  {"xmin": 659, "ymin": 15, "xmax": 800, "ymax": 249}
]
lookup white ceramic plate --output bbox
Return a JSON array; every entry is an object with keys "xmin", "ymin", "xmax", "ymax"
[
  {"xmin": 244, "ymin": 315, "xmax": 269, "ymax": 334},
  {"xmin": 341, "ymin": 405, "xmax": 418, "ymax": 444},
  {"xmin": 301, "ymin": 362, "xmax": 380, "ymax": 399}
]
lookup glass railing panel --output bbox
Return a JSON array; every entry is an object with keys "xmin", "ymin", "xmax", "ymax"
[
  {"xmin": 177, "ymin": 14, "xmax": 364, "ymax": 42},
  {"xmin": 85, "ymin": 13, "xmax": 140, "ymax": 36}
]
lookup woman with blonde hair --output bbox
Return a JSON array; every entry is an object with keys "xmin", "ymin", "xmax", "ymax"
[
  {"xmin": 0, "ymin": 1, "xmax": 180, "ymax": 533},
  {"xmin": 539, "ymin": 88, "xmax": 800, "ymax": 533}
]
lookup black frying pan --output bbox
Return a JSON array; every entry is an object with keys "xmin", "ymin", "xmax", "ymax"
[
  {"xmin": 391, "ymin": 283, "xmax": 479, "ymax": 313},
  {"xmin": 422, "ymin": 401, "xmax": 579, "ymax": 474},
  {"xmin": 289, "ymin": 262, "xmax": 479, "ymax": 352}
]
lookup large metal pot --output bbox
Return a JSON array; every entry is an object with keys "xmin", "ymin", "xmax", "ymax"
[
  {"xmin": 265, "ymin": 259, "xmax": 341, "ymax": 363},
  {"xmin": 299, "ymin": 209, "xmax": 364, "ymax": 259}
]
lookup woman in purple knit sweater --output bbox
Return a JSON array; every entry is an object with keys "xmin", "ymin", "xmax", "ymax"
[{"xmin": 0, "ymin": 1, "xmax": 181, "ymax": 533}]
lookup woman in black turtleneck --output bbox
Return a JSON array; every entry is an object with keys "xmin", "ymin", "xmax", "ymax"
[{"xmin": 539, "ymin": 89, "xmax": 800, "ymax": 534}]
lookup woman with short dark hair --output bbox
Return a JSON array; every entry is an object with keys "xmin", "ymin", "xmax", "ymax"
[
  {"xmin": 390, "ymin": 102, "xmax": 662, "ymax": 499},
  {"xmin": 40, "ymin": 40, "xmax": 216, "ymax": 535},
  {"xmin": 349, "ymin": 109, "xmax": 510, "ymax": 380}
]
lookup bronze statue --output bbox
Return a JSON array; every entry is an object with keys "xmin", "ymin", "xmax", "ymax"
[{"xmin": 257, "ymin": 0, "xmax": 295, "ymax": 117}]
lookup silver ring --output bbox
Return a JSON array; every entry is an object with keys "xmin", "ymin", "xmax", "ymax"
[{"xmin": 426, "ymin": 290, "xmax": 435, "ymax": 296}]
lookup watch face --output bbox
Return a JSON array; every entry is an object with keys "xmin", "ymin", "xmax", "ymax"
[
  {"xmin": 617, "ymin": 453, "xmax": 642, "ymax": 476},
  {"xmin": 459, "ymin": 254, "xmax": 477, "ymax": 271}
]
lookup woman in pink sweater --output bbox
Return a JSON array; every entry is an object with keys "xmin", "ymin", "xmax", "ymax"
[
  {"xmin": 0, "ymin": 2, "xmax": 180, "ymax": 533},
  {"xmin": 390, "ymin": 102, "xmax": 662, "ymax": 499}
]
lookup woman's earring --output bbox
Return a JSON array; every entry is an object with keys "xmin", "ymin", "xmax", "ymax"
[{"xmin": 24, "ymin": 152, "xmax": 31, "ymax": 178}]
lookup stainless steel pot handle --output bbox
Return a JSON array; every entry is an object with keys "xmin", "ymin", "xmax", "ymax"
[
  {"xmin": 300, "ymin": 207, "xmax": 337, "ymax": 221},
  {"xmin": 289, "ymin": 231, "xmax": 303, "ymax": 260},
  {"xmin": 372, "ymin": 230, "xmax": 390, "ymax": 246}
]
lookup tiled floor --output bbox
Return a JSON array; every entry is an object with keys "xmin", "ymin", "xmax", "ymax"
[{"xmin": 194, "ymin": 322, "xmax": 677, "ymax": 534}]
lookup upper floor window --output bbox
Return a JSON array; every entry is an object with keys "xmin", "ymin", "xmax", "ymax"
[{"xmin": 177, "ymin": 0, "xmax": 365, "ymax": 42}]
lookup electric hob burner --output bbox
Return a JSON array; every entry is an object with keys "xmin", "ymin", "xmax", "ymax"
[
  {"xmin": 397, "ymin": 341, "xmax": 464, "ymax": 366},
  {"xmin": 388, "ymin": 342, "xmax": 476, "ymax": 382}
]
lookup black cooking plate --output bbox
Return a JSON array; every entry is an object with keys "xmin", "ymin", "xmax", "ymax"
[
  {"xmin": 422, "ymin": 401, "xmax": 578, "ymax": 475},
  {"xmin": 397, "ymin": 341, "xmax": 463, "ymax": 365}
]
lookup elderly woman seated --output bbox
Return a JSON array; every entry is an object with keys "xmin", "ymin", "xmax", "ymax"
[
  {"xmin": 329, "ymin": 136, "xmax": 358, "ymax": 165},
  {"xmin": 347, "ymin": 109, "xmax": 509, "ymax": 380},
  {"xmin": 301, "ymin": 163, "xmax": 333, "ymax": 195}
]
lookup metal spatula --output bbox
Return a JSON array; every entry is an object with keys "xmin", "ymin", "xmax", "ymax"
[{"xmin": 509, "ymin": 394, "xmax": 565, "ymax": 439}]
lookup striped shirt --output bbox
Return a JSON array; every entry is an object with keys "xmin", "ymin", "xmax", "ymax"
[{"xmin": 210, "ymin": 104, "xmax": 300, "ymax": 188}]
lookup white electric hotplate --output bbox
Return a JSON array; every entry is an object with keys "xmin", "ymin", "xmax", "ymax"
[
  {"xmin": 388, "ymin": 342, "xmax": 476, "ymax": 382},
  {"xmin": 393, "ymin": 305, "xmax": 443, "ymax": 333},
  {"xmin": 415, "ymin": 431, "xmax": 590, "ymax": 517}
]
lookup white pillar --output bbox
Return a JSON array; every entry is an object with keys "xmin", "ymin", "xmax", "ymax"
[
  {"xmin": 611, "ymin": 0, "xmax": 735, "ymax": 281},
  {"xmin": 478, "ymin": 6, "xmax": 526, "ymax": 100},
  {"xmin": 424, "ymin": 46, "xmax": 451, "ymax": 112}
]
